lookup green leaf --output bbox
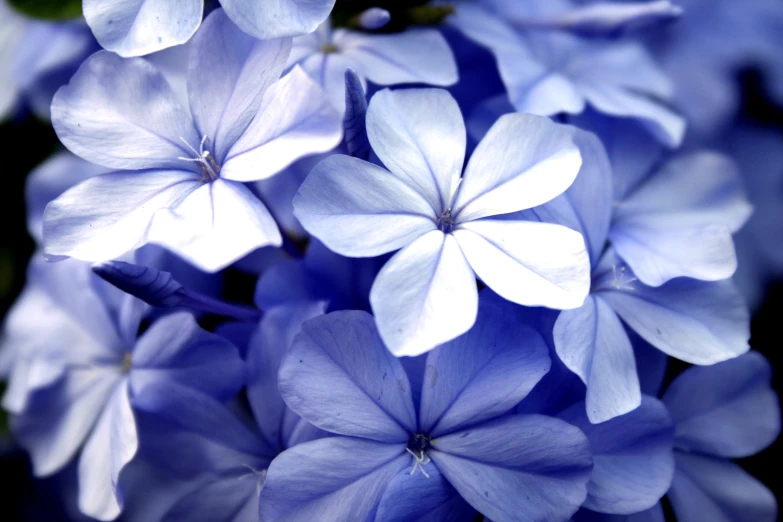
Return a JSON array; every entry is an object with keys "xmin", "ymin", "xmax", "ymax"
[{"xmin": 9, "ymin": 0, "xmax": 82, "ymax": 21}]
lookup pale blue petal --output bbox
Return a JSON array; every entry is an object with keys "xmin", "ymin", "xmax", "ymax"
[
  {"xmin": 259, "ymin": 438, "xmax": 408, "ymax": 522},
  {"xmin": 279, "ymin": 311, "xmax": 417, "ymax": 442},
  {"xmin": 83, "ymin": 0, "xmax": 202, "ymax": 57},
  {"xmin": 454, "ymin": 219, "xmax": 590, "ymax": 309},
  {"xmin": 187, "ymin": 9, "xmax": 292, "ymax": 161},
  {"xmin": 419, "ymin": 292, "xmax": 550, "ymax": 436},
  {"xmin": 294, "ymin": 155, "xmax": 437, "ymax": 257},
  {"xmin": 220, "ymin": 0, "xmax": 336, "ymax": 40},
  {"xmin": 600, "ymin": 278, "xmax": 750, "ymax": 366},
  {"xmin": 452, "ymin": 113, "xmax": 582, "ymax": 222},
  {"xmin": 366, "ymin": 88, "xmax": 464, "ymax": 213},
  {"xmin": 662, "ymin": 352, "xmax": 780, "ymax": 458},
  {"xmin": 559, "ymin": 397, "xmax": 675, "ymax": 514},
  {"xmin": 668, "ymin": 453, "xmax": 777, "ymax": 522},
  {"xmin": 51, "ymin": 51, "xmax": 199, "ymax": 170},
  {"xmin": 370, "ymin": 231, "xmax": 478, "ymax": 357},
  {"xmin": 554, "ymin": 295, "xmax": 641, "ymax": 424},
  {"xmin": 430, "ymin": 415, "xmax": 593, "ymax": 522},
  {"xmin": 147, "ymin": 178, "xmax": 282, "ymax": 273}
]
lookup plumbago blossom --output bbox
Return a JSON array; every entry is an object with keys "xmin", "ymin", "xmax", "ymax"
[
  {"xmin": 43, "ymin": 8, "xmax": 342, "ymax": 273},
  {"xmin": 1, "ymin": 1, "xmax": 782, "ymax": 521}
]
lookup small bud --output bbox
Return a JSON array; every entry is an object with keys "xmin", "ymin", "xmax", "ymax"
[
  {"xmin": 343, "ymin": 69, "xmax": 371, "ymax": 161},
  {"xmin": 358, "ymin": 8, "xmax": 391, "ymax": 30},
  {"xmin": 92, "ymin": 261, "xmax": 184, "ymax": 308}
]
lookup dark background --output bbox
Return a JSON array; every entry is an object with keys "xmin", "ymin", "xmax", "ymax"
[{"xmin": 0, "ymin": 68, "xmax": 781, "ymax": 520}]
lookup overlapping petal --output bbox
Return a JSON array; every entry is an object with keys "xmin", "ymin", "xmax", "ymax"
[{"xmin": 220, "ymin": 0, "xmax": 336, "ymax": 40}]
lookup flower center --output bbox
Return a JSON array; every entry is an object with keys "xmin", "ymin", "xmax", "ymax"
[
  {"xmin": 437, "ymin": 208, "xmax": 454, "ymax": 233},
  {"xmin": 406, "ymin": 433, "xmax": 432, "ymax": 478},
  {"xmin": 178, "ymin": 135, "xmax": 221, "ymax": 182},
  {"xmin": 593, "ymin": 263, "xmax": 638, "ymax": 293},
  {"xmin": 120, "ymin": 352, "xmax": 133, "ymax": 374},
  {"xmin": 321, "ymin": 42, "xmax": 339, "ymax": 54}
]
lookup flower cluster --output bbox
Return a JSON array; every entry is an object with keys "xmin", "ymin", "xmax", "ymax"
[{"xmin": 0, "ymin": 1, "xmax": 781, "ymax": 521}]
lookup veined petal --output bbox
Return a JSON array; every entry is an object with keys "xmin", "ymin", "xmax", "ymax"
[
  {"xmin": 431, "ymin": 415, "xmax": 593, "ymax": 522},
  {"xmin": 279, "ymin": 311, "xmax": 417, "ymax": 442},
  {"xmin": 370, "ymin": 231, "xmax": 479, "ymax": 357},
  {"xmin": 294, "ymin": 155, "xmax": 437, "ymax": 258},
  {"xmin": 259, "ymin": 438, "xmax": 408, "ymax": 522},
  {"xmin": 553, "ymin": 295, "xmax": 641, "ymax": 424},
  {"xmin": 420, "ymin": 292, "xmax": 550, "ymax": 436},
  {"xmin": 52, "ymin": 51, "xmax": 199, "ymax": 170},
  {"xmin": 296, "ymin": 51, "xmax": 364, "ymax": 114},
  {"xmin": 78, "ymin": 380, "xmax": 138, "ymax": 521},
  {"xmin": 662, "ymin": 352, "xmax": 780, "ymax": 458},
  {"xmin": 338, "ymin": 29, "xmax": 457, "ymax": 87},
  {"xmin": 83, "ymin": 0, "xmax": 202, "ymax": 57},
  {"xmin": 220, "ymin": 0, "xmax": 336, "ymax": 40},
  {"xmin": 147, "ymin": 178, "xmax": 281, "ymax": 273},
  {"xmin": 42, "ymin": 170, "xmax": 199, "ymax": 264},
  {"xmin": 366, "ymin": 88, "xmax": 465, "ymax": 213},
  {"xmin": 188, "ymin": 9, "xmax": 292, "ymax": 161},
  {"xmin": 222, "ymin": 67, "xmax": 342, "ymax": 182},
  {"xmin": 452, "ymin": 113, "xmax": 582, "ymax": 222},
  {"xmin": 600, "ymin": 278, "xmax": 750, "ymax": 366},
  {"xmin": 454, "ymin": 219, "xmax": 590, "ymax": 309}
]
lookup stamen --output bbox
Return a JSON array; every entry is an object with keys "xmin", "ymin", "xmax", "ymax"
[
  {"xmin": 610, "ymin": 265, "xmax": 637, "ymax": 291},
  {"xmin": 178, "ymin": 135, "xmax": 220, "ymax": 181},
  {"xmin": 437, "ymin": 208, "xmax": 454, "ymax": 234},
  {"xmin": 406, "ymin": 448, "xmax": 431, "ymax": 478}
]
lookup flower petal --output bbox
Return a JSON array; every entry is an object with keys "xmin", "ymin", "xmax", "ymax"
[
  {"xmin": 220, "ymin": 0, "xmax": 335, "ymax": 40},
  {"xmin": 147, "ymin": 178, "xmax": 282, "ymax": 273},
  {"xmin": 163, "ymin": 474, "xmax": 259, "ymax": 522},
  {"xmin": 294, "ymin": 155, "xmax": 437, "ymax": 257},
  {"xmin": 559, "ymin": 397, "xmax": 675, "ymax": 515},
  {"xmin": 454, "ymin": 219, "xmax": 590, "ymax": 309},
  {"xmin": 259, "ymin": 437, "xmax": 408, "ymax": 522},
  {"xmin": 222, "ymin": 67, "xmax": 342, "ymax": 182},
  {"xmin": 187, "ymin": 9, "xmax": 292, "ymax": 161},
  {"xmin": 662, "ymin": 352, "xmax": 780, "ymax": 458},
  {"xmin": 419, "ymin": 292, "xmax": 550, "ymax": 436},
  {"xmin": 366, "ymin": 88, "xmax": 465, "ymax": 213},
  {"xmin": 554, "ymin": 295, "xmax": 641, "ymax": 423},
  {"xmin": 370, "ymin": 231, "xmax": 479, "ymax": 357},
  {"xmin": 452, "ymin": 113, "xmax": 582, "ymax": 222},
  {"xmin": 77, "ymin": 380, "xmax": 138, "ymax": 521},
  {"xmin": 431, "ymin": 415, "xmax": 593, "ymax": 522},
  {"xmin": 600, "ymin": 278, "xmax": 750, "ymax": 365},
  {"xmin": 83, "ymin": 0, "xmax": 202, "ymax": 57},
  {"xmin": 52, "ymin": 51, "xmax": 199, "ymax": 170},
  {"xmin": 279, "ymin": 311, "xmax": 417, "ymax": 442}
]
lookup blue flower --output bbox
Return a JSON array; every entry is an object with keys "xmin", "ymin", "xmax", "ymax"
[
  {"xmin": 131, "ymin": 302, "xmax": 326, "ymax": 522},
  {"xmin": 43, "ymin": 9, "xmax": 342, "ymax": 273},
  {"xmin": 295, "ymin": 87, "xmax": 590, "ymax": 356},
  {"xmin": 288, "ymin": 22, "xmax": 458, "ymax": 113},
  {"xmin": 259, "ymin": 293, "xmax": 594, "ymax": 522},
  {"xmin": 0, "ymin": 257, "xmax": 244, "ymax": 521},
  {"xmin": 448, "ymin": 0, "xmax": 686, "ymax": 146},
  {"xmin": 514, "ymin": 124, "xmax": 751, "ymax": 421},
  {"xmin": 83, "ymin": 0, "xmax": 336, "ymax": 57}
]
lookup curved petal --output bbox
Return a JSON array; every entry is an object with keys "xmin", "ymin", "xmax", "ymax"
[
  {"xmin": 600, "ymin": 278, "xmax": 750, "ymax": 365},
  {"xmin": 163, "ymin": 474, "xmax": 259, "ymax": 522},
  {"xmin": 78, "ymin": 381, "xmax": 138, "ymax": 521},
  {"xmin": 452, "ymin": 113, "xmax": 582, "ymax": 222},
  {"xmin": 129, "ymin": 312, "xmax": 245, "ymax": 401},
  {"xmin": 559, "ymin": 397, "xmax": 675, "ymax": 515},
  {"xmin": 296, "ymin": 51, "xmax": 364, "ymax": 114},
  {"xmin": 419, "ymin": 292, "xmax": 550, "ymax": 436},
  {"xmin": 370, "ymin": 231, "xmax": 479, "ymax": 357},
  {"xmin": 553, "ymin": 295, "xmax": 641, "ymax": 424},
  {"xmin": 220, "ymin": 0, "xmax": 336, "ymax": 40},
  {"xmin": 662, "ymin": 352, "xmax": 780, "ymax": 458},
  {"xmin": 454, "ymin": 219, "xmax": 590, "ymax": 309},
  {"xmin": 83, "ymin": 0, "xmax": 202, "ymax": 57},
  {"xmin": 259, "ymin": 437, "xmax": 408, "ymax": 522},
  {"xmin": 294, "ymin": 155, "xmax": 437, "ymax": 257},
  {"xmin": 366, "ymin": 88, "xmax": 465, "ymax": 212},
  {"xmin": 668, "ymin": 453, "xmax": 777, "ymax": 522},
  {"xmin": 338, "ymin": 28, "xmax": 457, "ymax": 87},
  {"xmin": 42, "ymin": 170, "xmax": 198, "ymax": 264},
  {"xmin": 222, "ymin": 67, "xmax": 342, "ymax": 182},
  {"xmin": 430, "ymin": 415, "xmax": 593, "ymax": 522},
  {"xmin": 52, "ymin": 51, "xmax": 199, "ymax": 170},
  {"xmin": 375, "ymin": 463, "xmax": 476, "ymax": 522},
  {"xmin": 187, "ymin": 9, "xmax": 292, "ymax": 161},
  {"xmin": 279, "ymin": 311, "xmax": 417, "ymax": 442},
  {"xmin": 147, "ymin": 178, "xmax": 282, "ymax": 273}
]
